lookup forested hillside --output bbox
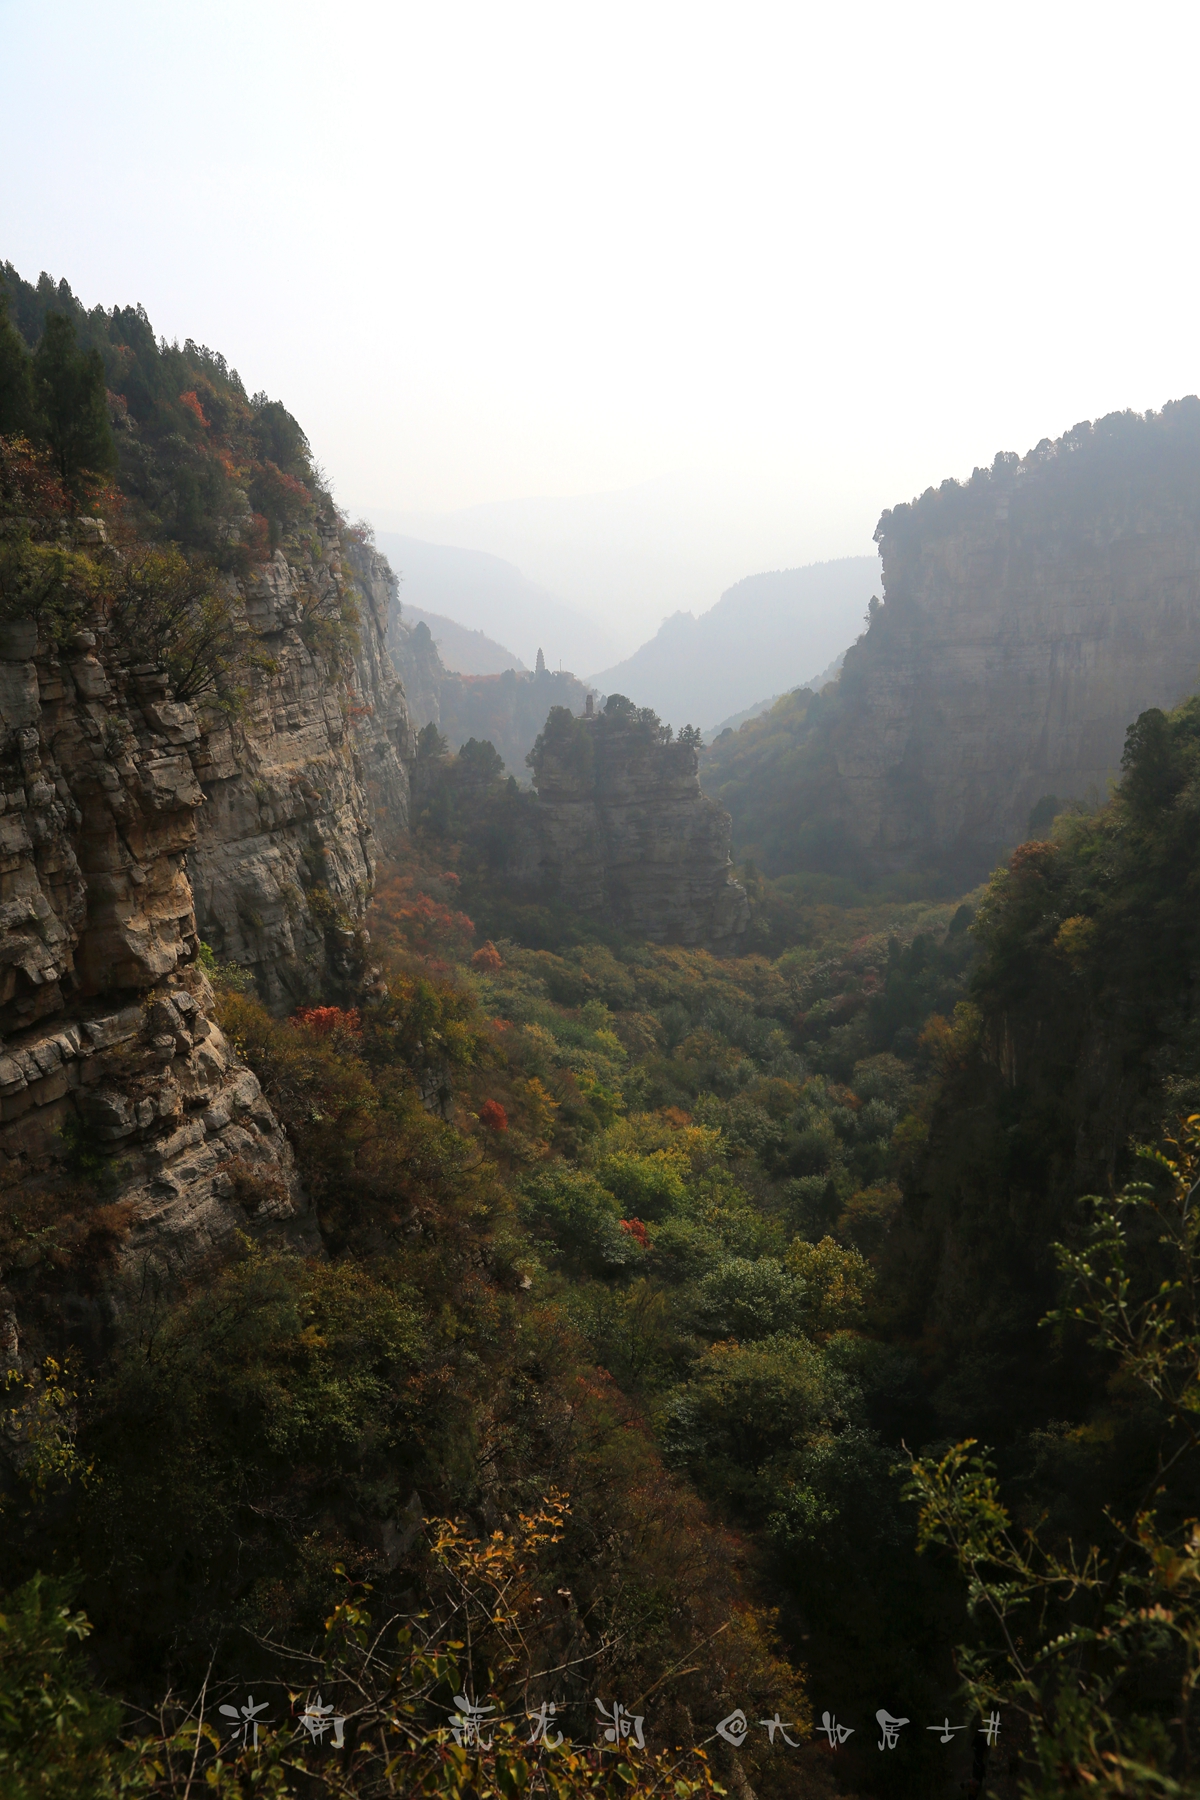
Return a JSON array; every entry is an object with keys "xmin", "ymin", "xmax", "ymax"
[
  {"xmin": 2, "ymin": 261, "xmax": 319, "ymax": 558},
  {"xmin": 702, "ymin": 688, "xmax": 837, "ymax": 881},
  {"xmin": 7, "ymin": 259, "xmax": 1200, "ymax": 1799}
]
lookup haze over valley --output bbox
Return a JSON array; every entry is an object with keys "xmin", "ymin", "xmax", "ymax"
[
  {"xmin": 385, "ymin": 531, "xmax": 878, "ymax": 733},
  {"xmin": 10, "ymin": 4, "xmax": 1200, "ymax": 1796}
]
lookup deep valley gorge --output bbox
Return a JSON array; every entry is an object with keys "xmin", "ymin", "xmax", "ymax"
[{"xmin": 7, "ymin": 261, "xmax": 1200, "ymax": 1800}]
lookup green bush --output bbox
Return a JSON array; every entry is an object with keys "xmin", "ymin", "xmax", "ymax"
[{"xmin": 0, "ymin": 1576, "xmax": 138, "ymax": 1800}]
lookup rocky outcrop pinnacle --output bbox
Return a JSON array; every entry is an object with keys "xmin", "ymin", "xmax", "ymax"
[{"xmin": 525, "ymin": 716, "xmax": 749, "ymax": 946}]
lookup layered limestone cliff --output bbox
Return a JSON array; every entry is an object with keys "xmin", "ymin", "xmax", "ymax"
[
  {"xmin": 521, "ymin": 707, "xmax": 748, "ymax": 945},
  {"xmin": 189, "ymin": 524, "xmax": 414, "ymax": 1009},
  {"xmin": 0, "ymin": 503, "xmax": 420, "ymax": 1363},
  {"xmin": 815, "ymin": 403, "xmax": 1200, "ymax": 879},
  {"xmin": 0, "ymin": 570, "xmax": 316, "ymax": 1364}
]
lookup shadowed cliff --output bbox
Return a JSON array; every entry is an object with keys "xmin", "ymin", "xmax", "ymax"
[{"xmin": 704, "ymin": 400, "xmax": 1200, "ymax": 888}]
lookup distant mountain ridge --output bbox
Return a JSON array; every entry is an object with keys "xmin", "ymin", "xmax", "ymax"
[
  {"xmin": 375, "ymin": 532, "xmax": 620, "ymax": 675},
  {"xmin": 587, "ymin": 557, "xmax": 877, "ymax": 730}
]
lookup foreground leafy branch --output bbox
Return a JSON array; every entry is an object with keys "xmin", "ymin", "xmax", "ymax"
[
  {"xmin": 906, "ymin": 1117, "xmax": 1200, "ymax": 1797},
  {"xmin": 2, "ymin": 1496, "xmax": 729, "ymax": 1799}
]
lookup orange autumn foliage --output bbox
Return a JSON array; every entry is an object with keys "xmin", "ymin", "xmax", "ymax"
[
  {"xmin": 178, "ymin": 388, "xmax": 210, "ymax": 428},
  {"xmin": 292, "ymin": 1004, "xmax": 362, "ymax": 1037},
  {"xmin": 479, "ymin": 1099, "xmax": 509, "ymax": 1133}
]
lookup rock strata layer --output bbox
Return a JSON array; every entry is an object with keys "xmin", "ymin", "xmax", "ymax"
[{"xmin": 0, "ymin": 591, "xmax": 315, "ymax": 1363}]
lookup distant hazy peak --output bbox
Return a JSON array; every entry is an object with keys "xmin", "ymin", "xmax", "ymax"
[
  {"xmin": 373, "ymin": 531, "xmax": 621, "ymax": 674},
  {"xmin": 587, "ymin": 555, "xmax": 876, "ymax": 732}
]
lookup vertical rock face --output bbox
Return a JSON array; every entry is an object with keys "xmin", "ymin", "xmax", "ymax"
[
  {"xmin": 0, "ymin": 511, "xmax": 415, "ymax": 1362},
  {"xmin": 188, "ymin": 521, "xmax": 414, "ymax": 1008},
  {"xmin": 347, "ymin": 538, "xmax": 418, "ymax": 821},
  {"xmin": 0, "ymin": 613, "xmax": 202, "ymax": 1033},
  {"xmin": 814, "ymin": 405, "xmax": 1200, "ymax": 879},
  {"xmin": 0, "ymin": 577, "xmax": 314, "ymax": 1357},
  {"xmin": 525, "ymin": 712, "xmax": 749, "ymax": 945}
]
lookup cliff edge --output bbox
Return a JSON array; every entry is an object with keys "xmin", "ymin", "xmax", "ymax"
[
  {"xmin": 0, "ymin": 465, "xmax": 412, "ymax": 1361},
  {"xmin": 713, "ymin": 402, "xmax": 1200, "ymax": 885},
  {"xmin": 0, "ymin": 522, "xmax": 314, "ymax": 1365}
]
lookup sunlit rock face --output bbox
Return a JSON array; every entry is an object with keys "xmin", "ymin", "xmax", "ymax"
[
  {"xmin": 820, "ymin": 408, "xmax": 1200, "ymax": 881},
  {"xmin": 0, "ymin": 591, "xmax": 315, "ymax": 1364},
  {"xmin": 0, "ymin": 516, "xmax": 420, "ymax": 1366},
  {"xmin": 188, "ymin": 526, "xmax": 414, "ymax": 1010},
  {"xmin": 527, "ymin": 721, "xmax": 749, "ymax": 947}
]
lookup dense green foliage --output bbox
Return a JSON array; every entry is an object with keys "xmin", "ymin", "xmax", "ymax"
[
  {"xmin": 0, "ymin": 1576, "xmax": 136, "ymax": 1799},
  {"xmin": 527, "ymin": 694, "xmax": 702, "ymax": 788},
  {"xmin": 0, "ymin": 291, "xmax": 116, "ymax": 500},
  {"xmin": 2, "ymin": 262, "xmax": 319, "ymax": 559},
  {"xmin": 908, "ymin": 1119, "xmax": 1200, "ymax": 1796},
  {"xmin": 13, "ymin": 674, "xmax": 1200, "ymax": 1793},
  {"xmin": 30, "ymin": 310, "xmax": 118, "ymax": 495}
]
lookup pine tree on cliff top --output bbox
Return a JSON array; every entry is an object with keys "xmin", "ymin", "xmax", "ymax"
[
  {"xmin": 0, "ymin": 294, "xmax": 34, "ymax": 438},
  {"xmin": 31, "ymin": 311, "xmax": 116, "ymax": 497}
]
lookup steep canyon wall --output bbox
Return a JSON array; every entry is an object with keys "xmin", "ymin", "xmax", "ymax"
[
  {"xmin": 0, "ymin": 513, "xmax": 413, "ymax": 1366},
  {"xmin": 817, "ymin": 403, "xmax": 1200, "ymax": 880},
  {"xmin": 189, "ymin": 528, "xmax": 412, "ymax": 1008}
]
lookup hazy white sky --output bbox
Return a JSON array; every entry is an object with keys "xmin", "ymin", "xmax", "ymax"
[{"xmin": 3, "ymin": 0, "xmax": 1199, "ymax": 649}]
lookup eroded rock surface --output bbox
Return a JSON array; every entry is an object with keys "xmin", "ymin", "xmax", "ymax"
[{"xmin": 0, "ymin": 595, "xmax": 314, "ymax": 1362}]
